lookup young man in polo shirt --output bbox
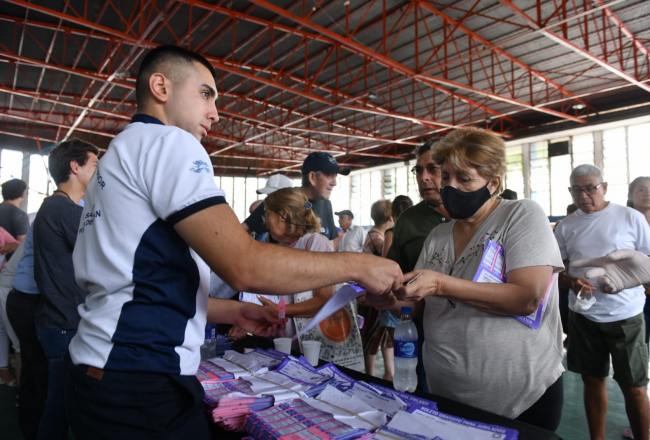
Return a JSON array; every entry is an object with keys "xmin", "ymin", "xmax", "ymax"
[{"xmin": 66, "ymin": 45, "xmax": 402, "ymax": 439}]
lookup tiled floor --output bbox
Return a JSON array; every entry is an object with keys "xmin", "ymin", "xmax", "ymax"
[
  {"xmin": 0, "ymin": 356, "xmax": 647, "ymax": 439},
  {"xmin": 370, "ymin": 350, "xmax": 648, "ymax": 440},
  {"xmin": 557, "ymin": 369, "xmax": 639, "ymax": 440}
]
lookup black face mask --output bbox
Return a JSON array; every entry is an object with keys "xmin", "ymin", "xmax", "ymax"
[{"xmin": 441, "ymin": 184, "xmax": 492, "ymax": 219}]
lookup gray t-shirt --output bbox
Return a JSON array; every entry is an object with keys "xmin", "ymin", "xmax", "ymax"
[
  {"xmin": 0, "ymin": 202, "xmax": 29, "ymax": 239},
  {"xmin": 415, "ymin": 199, "xmax": 565, "ymax": 418},
  {"xmin": 0, "ymin": 202, "xmax": 29, "ymax": 260}
]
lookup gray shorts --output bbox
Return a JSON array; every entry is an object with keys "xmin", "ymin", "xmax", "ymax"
[{"xmin": 567, "ymin": 311, "xmax": 648, "ymax": 387}]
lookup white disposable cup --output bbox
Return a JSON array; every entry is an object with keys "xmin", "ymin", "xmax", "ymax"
[
  {"xmin": 301, "ymin": 340, "xmax": 322, "ymax": 366},
  {"xmin": 273, "ymin": 337, "xmax": 292, "ymax": 354}
]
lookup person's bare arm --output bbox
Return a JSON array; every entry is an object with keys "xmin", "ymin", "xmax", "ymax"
[
  {"xmin": 174, "ymin": 204, "xmax": 403, "ymax": 295},
  {"xmin": 381, "ymin": 230, "xmax": 394, "ymax": 258},
  {"xmin": 397, "ymin": 265, "xmax": 553, "ymax": 316}
]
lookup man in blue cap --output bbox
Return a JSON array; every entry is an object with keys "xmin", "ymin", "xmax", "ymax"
[{"xmin": 244, "ymin": 151, "xmax": 349, "ymax": 240}]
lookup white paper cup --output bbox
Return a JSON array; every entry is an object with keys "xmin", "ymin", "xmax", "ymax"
[
  {"xmin": 273, "ymin": 337, "xmax": 292, "ymax": 354},
  {"xmin": 301, "ymin": 340, "xmax": 322, "ymax": 366}
]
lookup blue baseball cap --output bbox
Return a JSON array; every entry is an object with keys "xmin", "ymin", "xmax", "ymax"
[{"xmin": 301, "ymin": 152, "xmax": 350, "ymax": 176}]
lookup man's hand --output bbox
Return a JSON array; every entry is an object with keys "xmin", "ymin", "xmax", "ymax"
[
  {"xmin": 571, "ymin": 277, "xmax": 595, "ymax": 295},
  {"xmin": 355, "ymin": 255, "xmax": 403, "ymax": 296},
  {"xmin": 233, "ymin": 302, "xmax": 283, "ymax": 337},
  {"xmin": 227, "ymin": 325, "xmax": 248, "ymax": 340},
  {"xmin": 571, "ymin": 249, "xmax": 650, "ymax": 293}
]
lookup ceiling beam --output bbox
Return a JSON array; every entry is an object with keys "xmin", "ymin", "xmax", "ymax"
[
  {"xmin": 0, "ymin": 85, "xmax": 131, "ymax": 119},
  {"xmin": 249, "ymin": 0, "xmax": 585, "ymax": 123},
  {"xmin": 62, "ymin": 2, "xmax": 166, "ymax": 140},
  {"xmin": 4, "ymin": 0, "xmax": 155, "ymax": 47},
  {"xmin": 415, "ymin": 0, "xmax": 588, "ymax": 108},
  {"xmin": 501, "ymin": 0, "xmax": 650, "ymax": 94},
  {"xmin": 594, "ymin": 0, "xmax": 650, "ymax": 59},
  {"xmin": 1, "ymin": 9, "xmax": 455, "ymax": 132},
  {"xmin": 0, "ymin": 84, "xmax": 413, "ymax": 159},
  {"xmin": 219, "ymin": 108, "xmax": 417, "ymax": 149},
  {"xmin": 0, "ymin": 50, "xmax": 133, "ymax": 87}
]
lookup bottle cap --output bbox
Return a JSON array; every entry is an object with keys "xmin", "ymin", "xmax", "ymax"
[{"xmin": 400, "ymin": 306, "xmax": 412, "ymax": 315}]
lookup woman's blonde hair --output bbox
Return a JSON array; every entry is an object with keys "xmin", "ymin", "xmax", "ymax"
[
  {"xmin": 433, "ymin": 128, "xmax": 506, "ymax": 192},
  {"xmin": 264, "ymin": 187, "xmax": 321, "ymax": 237}
]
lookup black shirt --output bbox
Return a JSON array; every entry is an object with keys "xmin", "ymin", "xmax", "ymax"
[
  {"xmin": 244, "ymin": 195, "xmax": 337, "ymax": 240},
  {"xmin": 33, "ymin": 194, "xmax": 86, "ymax": 329},
  {"xmin": 311, "ymin": 198, "xmax": 337, "ymax": 240}
]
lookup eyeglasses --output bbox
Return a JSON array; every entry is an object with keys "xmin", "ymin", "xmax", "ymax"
[
  {"xmin": 411, "ymin": 163, "xmax": 440, "ymax": 176},
  {"xmin": 568, "ymin": 183, "xmax": 603, "ymax": 195}
]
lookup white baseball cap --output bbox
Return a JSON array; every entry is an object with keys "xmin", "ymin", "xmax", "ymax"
[{"xmin": 257, "ymin": 174, "xmax": 293, "ymax": 195}]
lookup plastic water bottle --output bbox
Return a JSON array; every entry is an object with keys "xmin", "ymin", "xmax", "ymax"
[{"xmin": 393, "ymin": 307, "xmax": 418, "ymax": 392}]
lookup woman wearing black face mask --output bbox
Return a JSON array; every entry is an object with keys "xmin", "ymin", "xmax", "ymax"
[{"xmin": 393, "ymin": 128, "xmax": 566, "ymax": 432}]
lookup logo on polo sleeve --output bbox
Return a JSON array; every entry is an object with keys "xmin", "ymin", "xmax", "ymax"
[{"xmin": 190, "ymin": 160, "xmax": 210, "ymax": 173}]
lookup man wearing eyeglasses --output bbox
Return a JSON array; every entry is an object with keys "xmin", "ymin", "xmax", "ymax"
[
  {"xmin": 384, "ymin": 141, "xmax": 448, "ymax": 392},
  {"xmin": 554, "ymin": 164, "xmax": 650, "ymax": 440},
  {"xmin": 386, "ymin": 142, "xmax": 448, "ymax": 274}
]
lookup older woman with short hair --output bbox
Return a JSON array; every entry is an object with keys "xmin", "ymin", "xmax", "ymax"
[
  {"xmin": 397, "ymin": 128, "xmax": 565, "ymax": 431},
  {"xmin": 628, "ymin": 176, "xmax": 650, "ymax": 346}
]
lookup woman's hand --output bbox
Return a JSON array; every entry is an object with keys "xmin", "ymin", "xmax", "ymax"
[
  {"xmin": 395, "ymin": 270, "xmax": 445, "ymax": 301},
  {"xmin": 257, "ymin": 296, "xmax": 279, "ymax": 314},
  {"xmin": 257, "ymin": 296, "xmax": 289, "ymax": 333}
]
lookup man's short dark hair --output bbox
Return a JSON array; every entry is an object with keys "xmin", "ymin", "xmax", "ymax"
[
  {"xmin": 48, "ymin": 139, "xmax": 99, "ymax": 185},
  {"xmin": 1, "ymin": 179, "xmax": 27, "ymax": 200},
  {"xmin": 391, "ymin": 195, "xmax": 413, "ymax": 219},
  {"xmin": 136, "ymin": 45, "xmax": 217, "ymax": 107}
]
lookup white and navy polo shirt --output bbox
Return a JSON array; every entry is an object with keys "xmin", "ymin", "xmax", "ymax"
[{"xmin": 69, "ymin": 114, "xmax": 226, "ymax": 375}]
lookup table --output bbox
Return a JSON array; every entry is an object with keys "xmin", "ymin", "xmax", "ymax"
[
  {"xmin": 338, "ymin": 364, "xmax": 561, "ymax": 440},
  {"xmin": 209, "ymin": 356, "xmax": 561, "ymax": 440}
]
